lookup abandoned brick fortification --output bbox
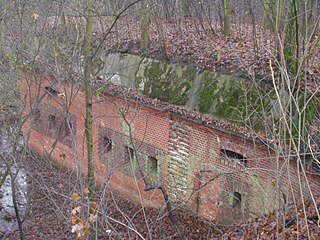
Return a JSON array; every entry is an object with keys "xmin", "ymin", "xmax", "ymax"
[{"xmin": 21, "ymin": 71, "xmax": 320, "ymax": 224}]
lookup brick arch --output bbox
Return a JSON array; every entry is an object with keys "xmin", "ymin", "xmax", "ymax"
[{"xmin": 219, "ymin": 141, "xmax": 247, "ymax": 159}]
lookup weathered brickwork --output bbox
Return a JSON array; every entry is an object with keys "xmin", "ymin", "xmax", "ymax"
[
  {"xmin": 21, "ymin": 71, "xmax": 320, "ymax": 224},
  {"xmin": 168, "ymin": 118, "xmax": 193, "ymax": 202}
]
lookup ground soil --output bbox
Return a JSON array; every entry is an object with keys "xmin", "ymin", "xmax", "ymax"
[
  {"xmin": 6, "ymin": 153, "xmax": 226, "ymax": 239},
  {"xmin": 4, "ymin": 151, "xmax": 319, "ymax": 240}
]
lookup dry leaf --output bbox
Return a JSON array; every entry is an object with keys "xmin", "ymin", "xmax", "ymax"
[
  {"xmin": 71, "ymin": 223, "xmax": 86, "ymax": 239},
  {"xmin": 58, "ymin": 92, "xmax": 65, "ymax": 99},
  {"xmin": 71, "ymin": 223, "xmax": 83, "ymax": 233},
  {"xmin": 60, "ymin": 153, "xmax": 66, "ymax": 161},
  {"xmin": 71, "ymin": 215, "xmax": 83, "ymax": 225},
  {"xmin": 90, "ymin": 201, "xmax": 97, "ymax": 213},
  {"xmin": 88, "ymin": 214, "xmax": 97, "ymax": 223},
  {"xmin": 83, "ymin": 188, "xmax": 90, "ymax": 197},
  {"xmin": 31, "ymin": 13, "xmax": 38, "ymax": 21},
  {"xmin": 72, "ymin": 193, "xmax": 81, "ymax": 202},
  {"xmin": 71, "ymin": 206, "xmax": 81, "ymax": 215}
]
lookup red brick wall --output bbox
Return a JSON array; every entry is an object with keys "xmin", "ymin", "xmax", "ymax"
[{"xmin": 21, "ymin": 72, "xmax": 320, "ymax": 224}]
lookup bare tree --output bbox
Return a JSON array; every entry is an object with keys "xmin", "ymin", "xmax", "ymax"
[{"xmin": 222, "ymin": 0, "xmax": 231, "ymax": 35}]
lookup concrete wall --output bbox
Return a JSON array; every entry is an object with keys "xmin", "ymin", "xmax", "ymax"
[{"xmin": 21, "ymin": 71, "xmax": 320, "ymax": 224}]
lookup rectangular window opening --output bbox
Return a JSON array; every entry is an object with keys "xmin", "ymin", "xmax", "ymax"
[
  {"xmin": 148, "ymin": 156, "xmax": 158, "ymax": 174},
  {"xmin": 124, "ymin": 146, "xmax": 135, "ymax": 163},
  {"xmin": 45, "ymin": 86, "xmax": 59, "ymax": 97},
  {"xmin": 102, "ymin": 137, "xmax": 112, "ymax": 153},
  {"xmin": 65, "ymin": 120, "xmax": 73, "ymax": 136},
  {"xmin": 147, "ymin": 156, "xmax": 158, "ymax": 182},
  {"xmin": 48, "ymin": 114, "xmax": 56, "ymax": 129},
  {"xmin": 32, "ymin": 108, "xmax": 41, "ymax": 122},
  {"xmin": 124, "ymin": 146, "xmax": 136, "ymax": 173},
  {"xmin": 220, "ymin": 149, "xmax": 247, "ymax": 166},
  {"xmin": 232, "ymin": 191, "xmax": 242, "ymax": 208}
]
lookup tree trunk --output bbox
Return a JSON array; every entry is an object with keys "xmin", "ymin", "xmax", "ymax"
[
  {"xmin": 284, "ymin": 0, "xmax": 300, "ymax": 75},
  {"xmin": 223, "ymin": 0, "xmax": 230, "ymax": 35},
  {"xmin": 0, "ymin": 0, "xmax": 4, "ymax": 56},
  {"xmin": 181, "ymin": 0, "xmax": 191, "ymax": 17},
  {"xmin": 262, "ymin": 0, "xmax": 284, "ymax": 31},
  {"xmin": 83, "ymin": 0, "xmax": 96, "ymax": 238},
  {"xmin": 246, "ymin": 0, "xmax": 258, "ymax": 58},
  {"xmin": 302, "ymin": 0, "xmax": 318, "ymax": 40},
  {"xmin": 140, "ymin": 0, "xmax": 151, "ymax": 52}
]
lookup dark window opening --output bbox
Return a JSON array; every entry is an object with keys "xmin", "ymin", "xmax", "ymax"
[
  {"xmin": 124, "ymin": 146, "xmax": 136, "ymax": 173},
  {"xmin": 124, "ymin": 146, "xmax": 135, "ymax": 163},
  {"xmin": 232, "ymin": 192, "xmax": 242, "ymax": 208},
  {"xmin": 65, "ymin": 120, "xmax": 73, "ymax": 136},
  {"xmin": 45, "ymin": 87, "xmax": 59, "ymax": 97},
  {"xmin": 48, "ymin": 115, "xmax": 56, "ymax": 129},
  {"xmin": 32, "ymin": 108, "xmax": 41, "ymax": 122},
  {"xmin": 102, "ymin": 137, "xmax": 112, "ymax": 153},
  {"xmin": 220, "ymin": 149, "xmax": 247, "ymax": 165},
  {"xmin": 147, "ymin": 156, "xmax": 158, "ymax": 178}
]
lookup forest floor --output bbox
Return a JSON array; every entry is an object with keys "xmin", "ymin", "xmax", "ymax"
[
  {"xmin": 1, "ymin": 151, "xmax": 319, "ymax": 240},
  {"xmin": 89, "ymin": 17, "xmax": 320, "ymax": 92},
  {"xmin": 6, "ymin": 152, "xmax": 225, "ymax": 239},
  {"xmin": 96, "ymin": 17, "xmax": 320, "ymax": 92}
]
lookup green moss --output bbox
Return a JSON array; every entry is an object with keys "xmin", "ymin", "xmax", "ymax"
[
  {"xmin": 198, "ymin": 71, "xmax": 275, "ymax": 130},
  {"xmin": 291, "ymin": 93, "xmax": 319, "ymax": 140},
  {"xmin": 198, "ymin": 70, "xmax": 218, "ymax": 112},
  {"xmin": 143, "ymin": 62, "xmax": 195, "ymax": 105},
  {"xmin": 135, "ymin": 75, "xmax": 143, "ymax": 87},
  {"xmin": 215, "ymin": 82, "xmax": 244, "ymax": 119},
  {"xmin": 198, "ymin": 72, "xmax": 247, "ymax": 121},
  {"xmin": 95, "ymin": 85, "xmax": 106, "ymax": 98},
  {"xmin": 92, "ymin": 57, "xmax": 104, "ymax": 76},
  {"xmin": 247, "ymin": 174, "xmax": 277, "ymax": 218},
  {"xmin": 300, "ymin": 95, "xmax": 318, "ymax": 127}
]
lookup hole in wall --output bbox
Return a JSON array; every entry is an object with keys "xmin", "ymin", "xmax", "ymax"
[
  {"xmin": 148, "ymin": 156, "xmax": 158, "ymax": 174},
  {"xmin": 102, "ymin": 137, "xmax": 112, "ymax": 153},
  {"xmin": 45, "ymin": 87, "xmax": 59, "ymax": 97},
  {"xmin": 65, "ymin": 120, "xmax": 73, "ymax": 136},
  {"xmin": 232, "ymin": 191, "xmax": 242, "ymax": 208},
  {"xmin": 220, "ymin": 149, "xmax": 247, "ymax": 165},
  {"xmin": 124, "ymin": 146, "xmax": 135, "ymax": 163},
  {"xmin": 48, "ymin": 114, "xmax": 56, "ymax": 129}
]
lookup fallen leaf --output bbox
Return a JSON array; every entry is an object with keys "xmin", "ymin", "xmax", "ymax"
[
  {"xmin": 83, "ymin": 188, "xmax": 89, "ymax": 197},
  {"xmin": 60, "ymin": 153, "xmax": 66, "ymax": 161},
  {"xmin": 71, "ymin": 206, "xmax": 81, "ymax": 215},
  {"xmin": 58, "ymin": 92, "xmax": 66, "ymax": 99},
  {"xmin": 31, "ymin": 13, "xmax": 38, "ymax": 21},
  {"xmin": 71, "ymin": 223, "xmax": 83, "ymax": 233},
  {"xmin": 90, "ymin": 201, "xmax": 97, "ymax": 213},
  {"xmin": 88, "ymin": 214, "xmax": 97, "ymax": 223},
  {"xmin": 72, "ymin": 193, "xmax": 81, "ymax": 202}
]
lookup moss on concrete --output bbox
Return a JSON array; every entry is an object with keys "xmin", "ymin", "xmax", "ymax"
[
  {"xmin": 198, "ymin": 70, "xmax": 218, "ymax": 113},
  {"xmin": 100, "ymin": 53, "xmax": 319, "ymax": 134},
  {"xmin": 291, "ymin": 93, "xmax": 318, "ymax": 139},
  {"xmin": 142, "ymin": 62, "xmax": 195, "ymax": 106},
  {"xmin": 197, "ymin": 70, "xmax": 277, "ymax": 130},
  {"xmin": 246, "ymin": 174, "xmax": 282, "ymax": 220}
]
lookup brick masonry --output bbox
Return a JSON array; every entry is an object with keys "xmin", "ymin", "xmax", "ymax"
[{"xmin": 21, "ymin": 71, "xmax": 320, "ymax": 224}]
